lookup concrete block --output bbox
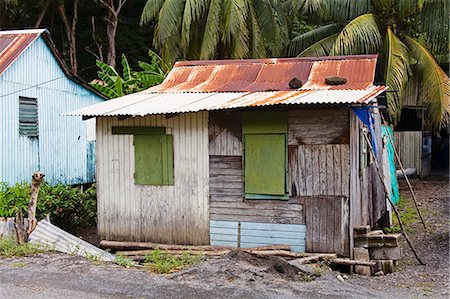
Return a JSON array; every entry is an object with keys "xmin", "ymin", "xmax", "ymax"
[
  {"xmin": 383, "ymin": 234, "xmax": 402, "ymax": 247},
  {"xmin": 354, "ymin": 236, "xmax": 369, "ymax": 248},
  {"xmin": 353, "ymin": 248, "xmax": 371, "ymax": 276},
  {"xmin": 369, "ymin": 246, "xmax": 402, "ymax": 260},
  {"xmin": 372, "ymin": 260, "xmax": 395, "ymax": 274},
  {"xmin": 368, "ymin": 234, "xmax": 385, "ymax": 248},
  {"xmin": 354, "ymin": 225, "xmax": 371, "ymax": 237}
]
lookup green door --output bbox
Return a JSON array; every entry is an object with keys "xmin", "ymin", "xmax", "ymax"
[{"xmin": 244, "ymin": 134, "xmax": 286, "ymax": 195}]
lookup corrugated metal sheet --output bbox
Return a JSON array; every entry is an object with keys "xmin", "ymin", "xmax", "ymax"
[
  {"xmin": 29, "ymin": 219, "xmax": 116, "ymax": 262},
  {"xmin": 0, "ymin": 29, "xmax": 44, "ymax": 76},
  {"xmin": 67, "ymin": 86, "xmax": 387, "ymax": 117},
  {"xmin": 96, "ymin": 113, "xmax": 210, "ymax": 244},
  {"xmin": 0, "ymin": 33, "xmax": 103, "ymax": 185},
  {"xmin": 148, "ymin": 55, "xmax": 378, "ymax": 92}
]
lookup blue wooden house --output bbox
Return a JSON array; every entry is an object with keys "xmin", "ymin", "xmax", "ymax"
[{"xmin": 0, "ymin": 29, "xmax": 104, "ymax": 185}]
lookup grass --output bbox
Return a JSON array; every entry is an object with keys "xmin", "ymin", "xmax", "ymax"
[
  {"xmin": 114, "ymin": 255, "xmax": 134, "ymax": 268},
  {"xmin": 10, "ymin": 261, "xmax": 27, "ymax": 268},
  {"xmin": 0, "ymin": 238, "xmax": 45, "ymax": 257},
  {"xmin": 143, "ymin": 249, "xmax": 202, "ymax": 274},
  {"xmin": 383, "ymin": 196, "xmax": 427, "ymax": 234}
]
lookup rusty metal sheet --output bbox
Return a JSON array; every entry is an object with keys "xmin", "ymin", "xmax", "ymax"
[
  {"xmin": 148, "ymin": 55, "xmax": 378, "ymax": 93},
  {"xmin": 0, "ymin": 29, "xmax": 44, "ymax": 76}
]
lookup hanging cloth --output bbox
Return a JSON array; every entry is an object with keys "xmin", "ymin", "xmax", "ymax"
[{"xmin": 352, "ymin": 107, "xmax": 378, "ymax": 158}]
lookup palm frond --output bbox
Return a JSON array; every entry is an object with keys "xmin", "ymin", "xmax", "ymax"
[
  {"xmin": 223, "ymin": 0, "xmax": 249, "ymax": 58},
  {"xmin": 297, "ymin": 33, "xmax": 338, "ymax": 57},
  {"xmin": 140, "ymin": 0, "xmax": 166, "ymax": 25},
  {"xmin": 404, "ymin": 35, "xmax": 450, "ymax": 132},
  {"xmin": 254, "ymin": 0, "xmax": 289, "ymax": 57},
  {"xmin": 248, "ymin": 2, "xmax": 265, "ymax": 58},
  {"xmin": 396, "ymin": 0, "xmax": 417, "ymax": 20},
  {"xmin": 421, "ymin": 0, "xmax": 449, "ymax": 56},
  {"xmin": 155, "ymin": 0, "xmax": 185, "ymax": 63},
  {"xmin": 199, "ymin": 0, "xmax": 222, "ymax": 59},
  {"xmin": 287, "ymin": 0, "xmax": 327, "ymax": 15},
  {"xmin": 288, "ymin": 23, "xmax": 342, "ymax": 56},
  {"xmin": 384, "ymin": 28, "xmax": 411, "ymax": 124},
  {"xmin": 326, "ymin": 0, "xmax": 370, "ymax": 22},
  {"xmin": 330, "ymin": 13, "xmax": 382, "ymax": 55},
  {"xmin": 181, "ymin": 0, "xmax": 209, "ymax": 51}
]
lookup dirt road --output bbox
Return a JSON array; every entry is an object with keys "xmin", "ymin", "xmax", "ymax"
[{"xmin": 0, "ymin": 176, "xmax": 447, "ymax": 299}]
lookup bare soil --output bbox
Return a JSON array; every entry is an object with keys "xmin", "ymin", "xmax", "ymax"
[{"xmin": 0, "ymin": 176, "xmax": 447, "ymax": 298}]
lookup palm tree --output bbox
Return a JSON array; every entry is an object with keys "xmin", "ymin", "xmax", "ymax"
[
  {"xmin": 140, "ymin": 0, "xmax": 327, "ymax": 64},
  {"xmin": 289, "ymin": 0, "xmax": 449, "ymax": 132}
]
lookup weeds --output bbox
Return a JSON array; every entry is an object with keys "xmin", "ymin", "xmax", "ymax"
[
  {"xmin": 383, "ymin": 196, "xmax": 426, "ymax": 234},
  {"xmin": 143, "ymin": 249, "xmax": 201, "ymax": 274},
  {"xmin": 115, "ymin": 256, "xmax": 134, "ymax": 268},
  {"xmin": 0, "ymin": 238, "xmax": 45, "ymax": 257}
]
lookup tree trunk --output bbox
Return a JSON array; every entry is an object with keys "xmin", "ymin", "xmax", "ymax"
[
  {"xmin": 106, "ymin": 10, "xmax": 118, "ymax": 68},
  {"xmin": 56, "ymin": 0, "xmax": 78, "ymax": 75},
  {"xmin": 34, "ymin": 0, "xmax": 51, "ymax": 28},
  {"xmin": 27, "ymin": 172, "xmax": 45, "ymax": 235}
]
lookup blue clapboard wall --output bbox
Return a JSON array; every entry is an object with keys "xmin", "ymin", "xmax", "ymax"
[{"xmin": 210, "ymin": 220, "xmax": 306, "ymax": 252}]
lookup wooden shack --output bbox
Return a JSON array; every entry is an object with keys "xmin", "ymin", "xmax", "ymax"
[{"xmin": 68, "ymin": 55, "xmax": 387, "ymax": 257}]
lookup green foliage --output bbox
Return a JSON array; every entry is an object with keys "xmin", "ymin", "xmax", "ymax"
[
  {"xmin": 0, "ymin": 238, "xmax": 45, "ymax": 257},
  {"xmin": 0, "ymin": 182, "xmax": 97, "ymax": 233},
  {"xmin": 0, "ymin": 182, "xmax": 30, "ymax": 218},
  {"xmin": 90, "ymin": 51, "xmax": 170, "ymax": 99},
  {"xmin": 114, "ymin": 256, "xmax": 134, "ymax": 268},
  {"xmin": 37, "ymin": 183, "xmax": 97, "ymax": 232},
  {"xmin": 143, "ymin": 249, "xmax": 201, "ymax": 274}
]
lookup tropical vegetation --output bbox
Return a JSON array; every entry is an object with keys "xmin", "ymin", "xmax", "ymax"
[
  {"xmin": 287, "ymin": 0, "xmax": 449, "ymax": 132},
  {"xmin": 90, "ymin": 50, "xmax": 170, "ymax": 98}
]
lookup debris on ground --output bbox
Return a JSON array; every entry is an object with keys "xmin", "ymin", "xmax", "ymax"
[{"xmin": 28, "ymin": 219, "xmax": 115, "ymax": 262}]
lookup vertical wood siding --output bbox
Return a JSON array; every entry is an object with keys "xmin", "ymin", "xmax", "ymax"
[
  {"xmin": 96, "ymin": 113, "xmax": 209, "ymax": 245},
  {"xmin": 394, "ymin": 131, "xmax": 422, "ymax": 175},
  {"xmin": 0, "ymin": 37, "xmax": 102, "ymax": 185}
]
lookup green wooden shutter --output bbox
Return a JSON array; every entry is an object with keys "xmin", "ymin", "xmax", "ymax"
[
  {"xmin": 161, "ymin": 134, "xmax": 174, "ymax": 185},
  {"xmin": 244, "ymin": 134, "xmax": 286, "ymax": 195},
  {"xmin": 134, "ymin": 134, "xmax": 163, "ymax": 185},
  {"xmin": 134, "ymin": 134, "xmax": 174, "ymax": 185}
]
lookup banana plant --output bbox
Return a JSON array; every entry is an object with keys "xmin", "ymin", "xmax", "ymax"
[{"xmin": 90, "ymin": 50, "xmax": 170, "ymax": 99}]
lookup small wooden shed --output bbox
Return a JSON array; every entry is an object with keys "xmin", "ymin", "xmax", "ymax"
[
  {"xmin": 0, "ymin": 29, "xmax": 104, "ymax": 185},
  {"xmin": 69, "ymin": 55, "xmax": 387, "ymax": 257}
]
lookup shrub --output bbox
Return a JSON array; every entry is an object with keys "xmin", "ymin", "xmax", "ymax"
[{"xmin": 0, "ymin": 182, "xmax": 96, "ymax": 233}]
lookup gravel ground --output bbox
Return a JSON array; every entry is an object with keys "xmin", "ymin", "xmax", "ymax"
[
  {"xmin": 0, "ymin": 176, "xmax": 447, "ymax": 299},
  {"xmin": 349, "ymin": 175, "xmax": 449, "ymax": 298}
]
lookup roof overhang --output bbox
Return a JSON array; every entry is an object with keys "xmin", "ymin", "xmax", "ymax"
[{"xmin": 66, "ymin": 85, "xmax": 387, "ymax": 117}]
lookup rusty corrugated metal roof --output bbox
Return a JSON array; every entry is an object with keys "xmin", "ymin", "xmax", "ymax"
[
  {"xmin": 66, "ymin": 55, "xmax": 386, "ymax": 117},
  {"xmin": 148, "ymin": 55, "xmax": 378, "ymax": 93},
  {"xmin": 0, "ymin": 29, "xmax": 44, "ymax": 76},
  {"xmin": 66, "ymin": 86, "xmax": 387, "ymax": 117}
]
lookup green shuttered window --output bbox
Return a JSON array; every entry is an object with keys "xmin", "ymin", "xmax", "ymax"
[
  {"xmin": 113, "ymin": 126, "xmax": 174, "ymax": 185},
  {"xmin": 243, "ymin": 112, "xmax": 288, "ymax": 199},
  {"xmin": 19, "ymin": 96, "xmax": 38, "ymax": 137}
]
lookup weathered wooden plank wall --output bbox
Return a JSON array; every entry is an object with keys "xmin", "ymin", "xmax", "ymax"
[
  {"xmin": 288, "ymin": 145, "xmax": 350, "ymax": 197},
  {"xmin": 209, "ymin": 155, "xmax": 305, "ymax": 224},
  {"xmin": 96, "ymin": 113, "xmax": 209, "ymax": 245},
  {"xmin": 288, "ymin": 109, "xmax": 349, "ymax": 145},
  {"xmin": 209, "ymin": 108, "xmax": 351, "ymax": 256},
  {"xmin": 394, "ymin": 131, "xmax": 422, "ymax": 175}
]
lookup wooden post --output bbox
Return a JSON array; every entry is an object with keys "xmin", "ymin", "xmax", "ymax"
[{"xmin": 363, "ymin": 134, "xmax": 425, "ymax": 265}]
